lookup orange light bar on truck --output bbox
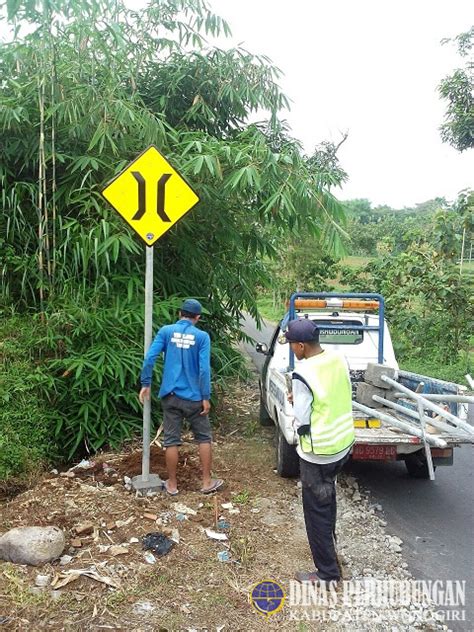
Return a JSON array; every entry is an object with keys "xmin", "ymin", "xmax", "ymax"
[{"xmin": 293, "ymin": 299, "xmax": 379, "ymax": 310}]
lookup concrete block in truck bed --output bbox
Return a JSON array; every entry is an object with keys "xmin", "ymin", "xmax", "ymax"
[
  {"xmin": 364, "ymin": 363, "xmax": 397, "ymax": 389},
  {"xmin": 356, "ymin": 382, "xmax": 387, "ymax": 408}
]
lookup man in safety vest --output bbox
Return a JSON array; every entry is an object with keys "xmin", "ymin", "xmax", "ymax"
[{"xmin": 283, "ymin": 318, "xmax": 354, "ymax": 584}]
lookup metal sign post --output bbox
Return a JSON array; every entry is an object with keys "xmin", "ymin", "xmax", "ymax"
[
  {"xmin": 130, "ymin": 245, "xmax": 163, "ymax": 493},
  {"xmin": 101, "ymin": 145, "xmax": 199, "ymax": 494},
  {"xmin": 141, "ymin": 244, "xmax": 154, "ymax": 481}
]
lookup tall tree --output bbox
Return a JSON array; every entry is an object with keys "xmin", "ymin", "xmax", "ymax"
[
  {"xmin": 438, "ymin": 26, "xmax": 474, "ymax": 152},
  {"xmin": 0, "ymin": 0, "xmax": 348, "ymax": 457}
]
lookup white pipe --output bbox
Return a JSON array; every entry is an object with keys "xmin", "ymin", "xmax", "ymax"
[
  {"xmin": 393, "ymin": 392, "xmax": 474, "ymax": 404},
  {"xmin": 381, "ymin": 375, "xmax": 474, "ymax": 436},
  {"xmin": 372, "ymin": 395, "xmax": 471, "ymax": 438}
]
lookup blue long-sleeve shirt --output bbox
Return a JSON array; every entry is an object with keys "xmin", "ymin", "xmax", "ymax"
[{"xmin": 140, "ymin": 318, "xmax": 211, "ymax": 401}]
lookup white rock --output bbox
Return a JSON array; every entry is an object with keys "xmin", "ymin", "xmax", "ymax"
[
  {"xmin": 352, "ymin": 492, "xmax": 362, "ymax": 502},
  {"xmin": 0, "ymin": 526, "xmax": 65, "ymax": 566}
]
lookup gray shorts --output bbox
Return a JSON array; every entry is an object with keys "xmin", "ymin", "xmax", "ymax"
[{"xmin": 161, "ymin": 394, "xmax": 212, "ymax": 447}]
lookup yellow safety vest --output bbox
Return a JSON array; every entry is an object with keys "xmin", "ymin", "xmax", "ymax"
[{"xmin": 294, "ymin": 350, "xmax": 354, "ymax": 456}]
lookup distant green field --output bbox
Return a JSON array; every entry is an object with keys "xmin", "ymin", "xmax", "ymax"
[{"xmin": 341, "ymin": 255, "xmax": 373, "ymax": 268}]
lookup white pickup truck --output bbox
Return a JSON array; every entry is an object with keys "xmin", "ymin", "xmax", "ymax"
[{"xmin": 256, "ymin": 292, "xmax": 473, "ymax": 479}]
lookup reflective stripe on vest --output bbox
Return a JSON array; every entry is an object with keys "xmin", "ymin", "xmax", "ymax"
[{"xmin": 294, "ymin": 350, "xmax": 355, "ymax": 456}]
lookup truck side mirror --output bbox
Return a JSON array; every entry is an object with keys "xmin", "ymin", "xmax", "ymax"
[{"xmin": 255, "ymin": 342, "xmax": 269, "ymax": 355}]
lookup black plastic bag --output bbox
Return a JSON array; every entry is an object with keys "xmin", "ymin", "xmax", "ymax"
[{"xmin": 142, "ymin": 532, "xmax": 175, "ymax": 557}]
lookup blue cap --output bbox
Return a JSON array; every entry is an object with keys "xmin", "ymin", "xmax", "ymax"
[
  {"xmin": 181, "ymin": 299, "xmax": 202, "ymax": 315},
  {"xmin": 283, "ymin": 318, "xmax": 319, "ymax": 343}
]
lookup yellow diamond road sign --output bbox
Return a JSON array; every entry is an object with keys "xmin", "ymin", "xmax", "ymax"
[{"xmin": 102, "ymin": 145, "xmax": 199, "ymax": 247}]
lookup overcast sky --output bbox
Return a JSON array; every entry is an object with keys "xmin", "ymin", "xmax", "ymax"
[{"xmin": 211, "ymin": 0, "xmax": 473, "ymax": 208}]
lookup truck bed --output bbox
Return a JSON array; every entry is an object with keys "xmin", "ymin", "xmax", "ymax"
[{"xmin": 354, "ymin": 426, "xmax": 472, "ymax": 446}]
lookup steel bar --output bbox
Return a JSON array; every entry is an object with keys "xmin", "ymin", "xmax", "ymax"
[
  {"xmin": 381, "ymin": 375, "xmax": 474, "ymax": 436},
  {"xmin": 353, "ymin": 401, "xmax": 448, "ymax": 448},
  {"xmin": 372, "ymin": 395, "xmax": 471, "ymax": 438},
  {"xmin": 417, "ymin": 398, "xmax": 436, "ymax": 480},
  {"xmin": 393, "ymin": 392, "xmax": 474, "ymax": 404}
]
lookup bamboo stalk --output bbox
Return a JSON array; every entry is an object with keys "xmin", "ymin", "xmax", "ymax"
[
  {"xmin": 37, "ymin": 73, "xmax": 45, "ymax": 314},
  {"xmin": 50, "ymin": 36, "xmax": 57, "ymax": 284}
]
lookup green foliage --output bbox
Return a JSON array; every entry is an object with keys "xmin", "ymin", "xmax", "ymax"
[
  {"xmin": 0, "ymin": 0, "xmax": 348, "ymax": 472},
  {"xmin": 400, "ymin": 354, "xmax": 472, "ymax": 387},
  {"xmin": 0, "ymin": 316, "xmax": 55, "ymax": 479},
  {"xmin": 342, "ymin": 243, "xmax": 474, "ymax": 367},
  {"xmin": 439, "ymin": 27, "xmax": 474, "ymax": 152},
  {"xmin": 342, "ymin": 197, "xmax": 452, "ymax": 257}
]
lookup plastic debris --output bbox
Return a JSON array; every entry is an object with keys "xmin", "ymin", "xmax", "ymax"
[
  {"xmin": 221, "ymin": 502, "xmax": 234, "ymax": 510},
  {"xmin": 133, "ymin": 601, "xmax": 155, "ymax": 615},
  {"xmin": 69, "ymin": 459, "xmax": 92, "ymax": 471},
  {"xmin": 129, "ymin": 537, "xmax": 139, "ymax": 544},
  {"xmin": 205, "ymin": 529, "xmax": 228, "ymax": 542},
  {"xmin": 217, "ymin": 519, "xmax": 230, "ymax": 530},
  {"xmin": 173, "ymin": 503, "xmax": 197, "ymax": 516},
  {"xmin": 143, "ymin": 551, "xmax": 156, "ymax": 564},
  {"xmin": 217, "ymin": 551, "xmax": 230, "ymax": 562},
  {"xmin": 170, "ymin": 529, "xmax": 180, "ymax": 544},
  {"xmin": 35, "ymin": 574, "xmax": 51, "ymax": 588},
  {"xmin": 176, "ymin": 513, "xmax": 187, "ymax": 522},
  {"xmin": 142, "ymin": 532, "xmax": 175, "ymax": 557}
]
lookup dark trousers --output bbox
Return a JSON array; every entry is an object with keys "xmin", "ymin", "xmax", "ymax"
[{"xmin": 299, "ymin": 453, "xmax": 350, "ymax": 581}]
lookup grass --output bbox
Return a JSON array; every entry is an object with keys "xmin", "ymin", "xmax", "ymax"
[
  {"xmin": 256, "ymin": 295, "xmax": 285, "ymax": 323},
  {"xmin": 399, "ymin": 354, "xmax": 473, "ymax": 386},
  {"xmin": 341, "ymin": 255, "xmax": 373, "ymax": 267}
]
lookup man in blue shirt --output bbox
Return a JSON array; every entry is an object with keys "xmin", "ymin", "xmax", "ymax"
[{"xmin": 139, "ymin": 299, "xmax": 223, "ymax": 496}]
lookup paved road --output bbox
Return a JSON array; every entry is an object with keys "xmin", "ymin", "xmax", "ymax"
[{"xmin": 242, "ymin": 314, "xmax": 474, "ymax": 631}]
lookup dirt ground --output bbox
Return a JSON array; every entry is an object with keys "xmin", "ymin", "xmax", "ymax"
[{"xmin": 0, "ymin": 378, "xmax": 448, "ymax": 631}]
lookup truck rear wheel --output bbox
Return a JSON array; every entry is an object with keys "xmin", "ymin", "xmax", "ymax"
[
  {"xmin": 259, "ymin": 394, "xmax": 273, "ymax": 427},
  {"xmin": 275, "ymin": 424, "xmax": 300, "ymax": 478},
  {"xmin": 405, "ymin": 452, "xmax": 436, "ymax": 479}
]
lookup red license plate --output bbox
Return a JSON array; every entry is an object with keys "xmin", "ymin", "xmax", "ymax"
[{"xmin": 352, "ymin": 444, "xmax": 397, "ymax": 461}]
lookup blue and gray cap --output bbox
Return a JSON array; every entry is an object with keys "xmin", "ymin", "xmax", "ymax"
[
  {"xmin": 281, "ymin": 318, "xmax": 319, "ymax": 343},
  {"xmin": 181, "ymin": 298, "xmax": 202, "ymax": 315}
]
